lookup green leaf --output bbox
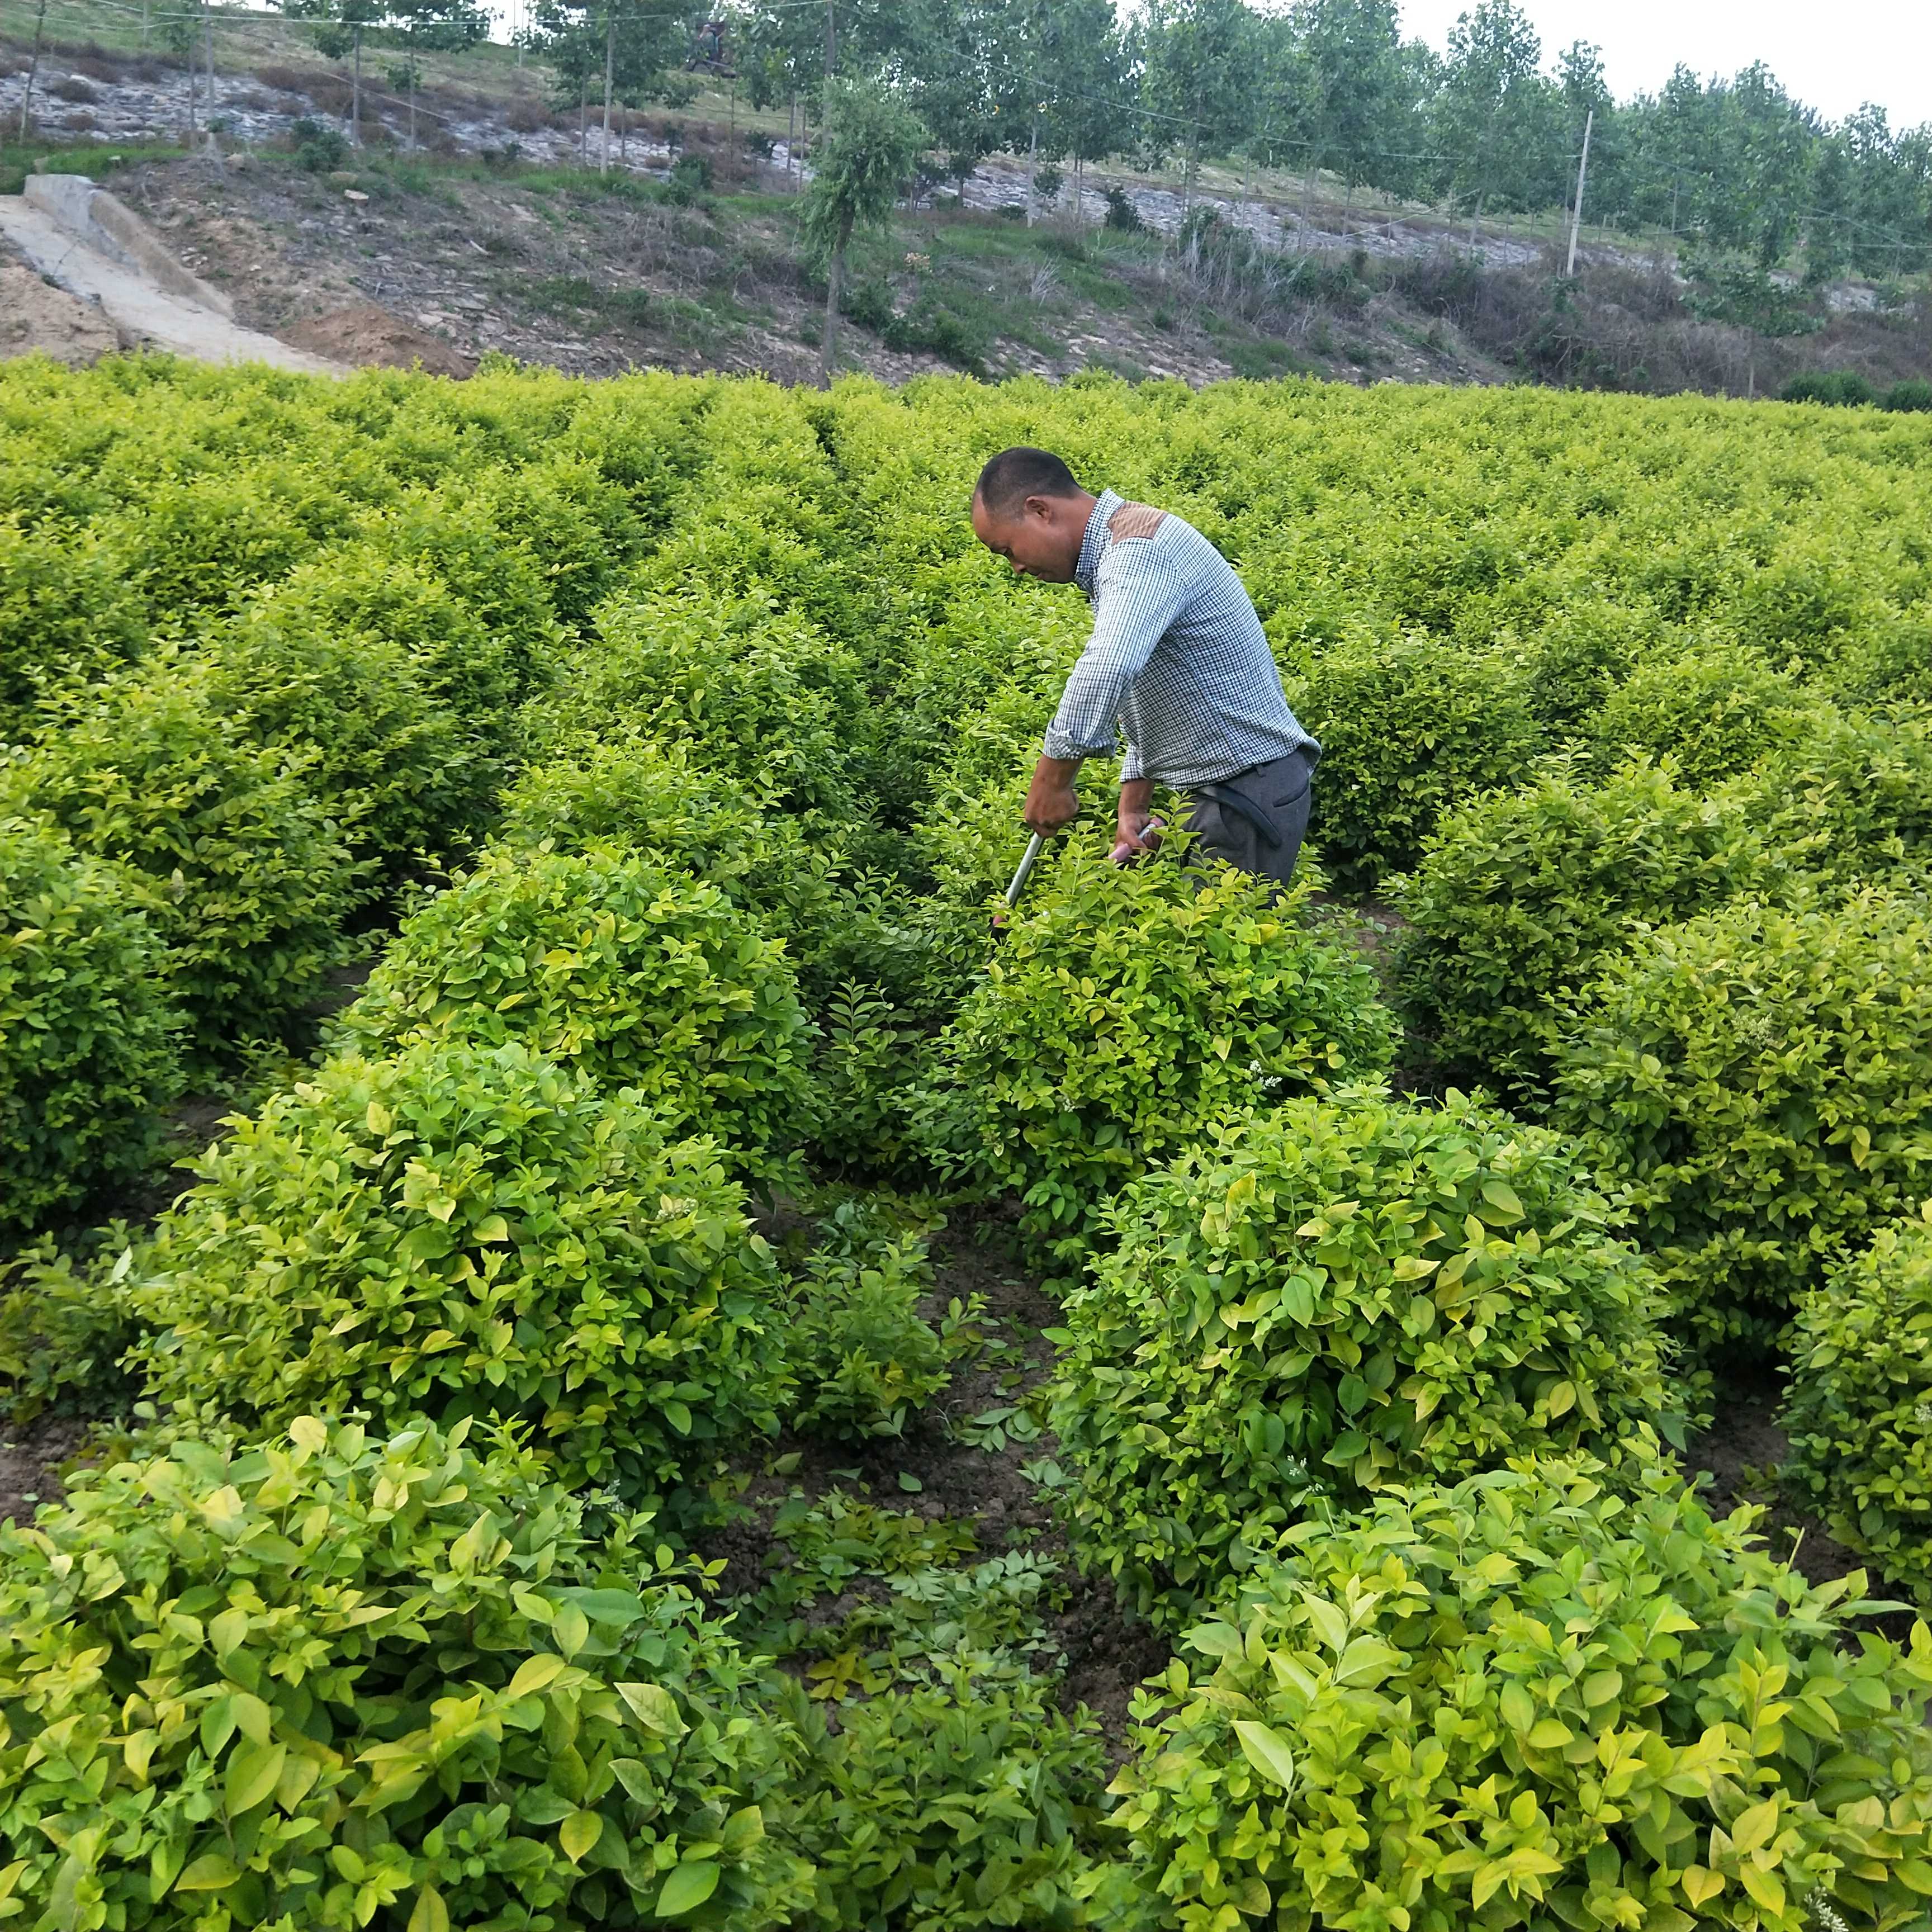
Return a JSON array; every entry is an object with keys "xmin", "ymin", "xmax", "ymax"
[
  {"xmin": 559, "ymin": 1810, "xmax": 602, "ymax": 1863},
  {"xmin": 224, "ymin": 1739, "xmax": 286, "ymax": 1818},
  {"xmin": 656, "ymin": 1862, "xmax": 721, "ymax": 1917},
  {"xmin": 1479, "ymin": 1181, "xmax": 1524, "ymax": 1223},
  {"xmin": 408, "ymin": 1888, "xmax": 450, "ymax": 1932},
  {"xmin": 1232, "ymin": 1720, "xmax": 1296, "ymax": 1792},
  {"xmin": 174, "ymin": 1854, "xmax": 240, "ymax": 1893}
]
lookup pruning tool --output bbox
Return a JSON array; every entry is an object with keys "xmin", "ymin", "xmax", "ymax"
[{"xmin": 990, "ymin": 831, "xmax": 1047, "ymax": 940}]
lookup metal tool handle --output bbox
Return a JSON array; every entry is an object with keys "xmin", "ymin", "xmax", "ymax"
[{"xmin": 1003, "ymin": 832, "xmax": 1046, "ymax": 908}]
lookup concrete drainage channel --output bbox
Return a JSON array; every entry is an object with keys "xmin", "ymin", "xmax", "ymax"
[{"xmin": 0, "ymin": 173, "xmax": 347, "ymax": 373}]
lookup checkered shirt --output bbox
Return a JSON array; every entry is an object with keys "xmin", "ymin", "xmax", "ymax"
[{"xmin": 1041, "ymin": 490, "xmax": 1317, "ymax": 787}]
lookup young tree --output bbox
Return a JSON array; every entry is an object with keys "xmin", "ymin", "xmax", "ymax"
[
  {"xmin": 1622, "ymin": 63, "xmax": 1820, "ymax": 267},
  {"xmin": 1140, "ymin": 0, "xmax": 1258, "ymax": 209},
  {"xmin": 1266, "ymin": 0, "xmax": 1414, "ymax": 234},
  {"xmin": 278, "ymin": 0, "xmax": 394, "ymax": 145},
  {"xmin": 386, "ymin": 0, "xmax": 486, "ymax": 150},
  {"xmin": 1430, "ymin": 0, "xmax": 1564, "ymax": 235},
  {"xmin": 1554, "ymin": 38, "xmax": 1625, "ymax": 231},
  {"xmin": 522, "ymin": 0, "xmax": 685, "ymax": 170},
  {"xmin": 899, "ymin": 0, "xmax": 1021, "ymax": 200},
  {"xmin": 16, "ymin": 0, "xmax": 48, "ymax": 143},
  {"xmin": 1031, "ymin": 0, "xmax": 1131, "ymax": 222},
  {"xmin": 801, "ymin": 76, "xmax": 927, "ymax": 382},
  {"xmin": 1814, "ymin": 105, "xmax": 1932, "ymax": 281},
  {"xmin": 1684, "ymin": 252, "xmax": 1825, "ymax": 395},
  {"xmin": 735, "ymin": 0, "xmax": 904, "ymax": 109}
]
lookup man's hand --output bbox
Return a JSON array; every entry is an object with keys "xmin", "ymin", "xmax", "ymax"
[
  {"xmin": 1111, "ymin": 776, "xmax": 1162, "ymax": 866},
  {"xmin": 1023, "ymin": 755, "xmax": 1082, "ymax": 836},
  {"xmin": 1111, "ymin": 812, "xmax": 1164, "ymax": 866}
]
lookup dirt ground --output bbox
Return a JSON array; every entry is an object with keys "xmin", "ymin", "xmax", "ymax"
[
  {"xmin": 0, "ymin": 253, "xmax": 122, "ymax": 361},
  {"xmin": 1683, "ymin": 1370, "xmax": 1867, "ymax": 1591},
  {"xmin": 278, "ymin": 298, "xmax": 475, "ymax": 375},
  {"xmin": 86, "ymin": 150, "xmax": 996, "ymax": 385},
  {"xmin": 0, "ymin": 1413, "xmax": 93, "ymax": 1525},
  {"xmin": 698, "ymin": 1205, "xmax": 1171, "ymax": 1748}
]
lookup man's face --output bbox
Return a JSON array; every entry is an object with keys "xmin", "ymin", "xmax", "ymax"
[{"xmin": 972, "ymin": 492, "xmax": 1085, "ymax": 584}]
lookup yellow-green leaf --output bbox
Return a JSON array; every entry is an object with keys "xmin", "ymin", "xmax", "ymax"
[
  {"xmin": 554, "ymin": 1601, "xmax": 590, "ymax": 1660},
  {"xmin": 408, "ymin": 1887, "xmax": 449, "ymax": 1932},
  {"xmin": 617, "ymin": 1681, "xmax": 684, "ymax": 1736},
  {"xmin": 174, "ymin": 1854, "xmax": 240, "ymax": 1893},
  {"xmin": 560, "ymin": 1810, "xmax": 602, "ymax": 1864},
  {"xmin": 1737, "ymin": 1864, "xmax": 1786, "ymax": 1916},
  {"xmin": 224, "ymin": 1739, "xmax": 286, "ymax": 1818},
  {"xmin": 1232, "ymin": 1720, "xmax": 1296, "ymax": 1792},
  {"xmin": 656, "ymin": 1862, "xmax": 720, "ymax": 1917},
  {"xmin": 508, "ymin": 1654, "xmax": 568, "ymax": 1700},
  {"xmin": 1731, "ymin": 1797, "xmax": 1778, "ymax": 1854}
]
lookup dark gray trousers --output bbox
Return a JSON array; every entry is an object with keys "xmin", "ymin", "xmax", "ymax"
[{"xmin": 1183, "ymin": 747, "xmax": 1319, "ymax": 888}]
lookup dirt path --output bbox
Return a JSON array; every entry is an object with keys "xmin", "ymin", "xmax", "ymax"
[{"xmin": 0, "ymin": 188, "xmax": 345, "ymax": 370}]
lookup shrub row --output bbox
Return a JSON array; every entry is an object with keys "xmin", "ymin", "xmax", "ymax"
[{"xmin": 12, "ymin": 357, "xmax": 1932, "ymax": 1932}]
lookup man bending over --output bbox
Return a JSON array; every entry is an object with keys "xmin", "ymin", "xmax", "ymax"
[{"xmin": 969, "ymin": 445, "xmax": 1320, "ymax": 886}]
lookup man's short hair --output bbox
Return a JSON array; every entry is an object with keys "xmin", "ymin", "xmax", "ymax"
[{"xmin": 974, "ymin": 446, "xmax": 1084, "ymax": 520}]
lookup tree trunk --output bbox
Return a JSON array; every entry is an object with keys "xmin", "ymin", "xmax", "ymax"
[
  {"xmin": 202, "ymin": 0, "xmax": 216, "ymax": 139},
  {"xmin": 821, "ymin": 234, "xmax": 845, "ymax": 386},
  {"xmin": 1299, "ymin": 146, "xmax": 1318, "ymax": 251},
  {"xmin": 577, "ymin": 70, "xmax": 586, "ymax": 166},
  {"xmin": 182, "ymin": 0, "xmax": 197, "ymax": 140},
  {"xmin": 18, "ymin": 0, "xmax": 48, "ymax": 142},
  {"xmin": 600, "ymin": 6, "xmax": 614, "ymax": 173},
  {"xmin": 351, "ymin": 25, "xmax": 362, "ymax": 147},
  {"xmin": 1469, "ymin": 190, "xmax": 1484, "ymax": 248},
  {"xmin": 787, "ymin": 93, "xmax": 796, "ymax": 190},
  {"xmin": 1025, "ymin": 115, "xmax": 1039, "ymax": 225},
  {"xmin": 408, "ymin": 67, "xmax": 417, "ymax": 150}
]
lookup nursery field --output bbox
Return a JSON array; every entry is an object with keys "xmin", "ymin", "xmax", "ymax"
[{"xmin": 8, "ymin": 354, "xmax": 1932, "ymax": 1930}]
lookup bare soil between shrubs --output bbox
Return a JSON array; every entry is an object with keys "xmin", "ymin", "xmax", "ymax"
[{"xmin": 702, "ymin": 1203, "xmax": 1171, "ymax": 1748}]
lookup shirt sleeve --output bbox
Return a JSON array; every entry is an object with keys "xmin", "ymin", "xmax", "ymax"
[{"xmin": 1041, "ymin": 536, "xmax": 1197, "ymax": 764}]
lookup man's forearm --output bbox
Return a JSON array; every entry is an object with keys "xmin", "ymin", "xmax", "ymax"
[{"xmin": 1117, "ymin": 776, "xmax": 1154, "ymax": 827}]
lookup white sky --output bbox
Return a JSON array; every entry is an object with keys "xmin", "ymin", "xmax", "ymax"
[{"xmin": 1395, "ymin": 0, "xmax": 1932, "ymax": 130}]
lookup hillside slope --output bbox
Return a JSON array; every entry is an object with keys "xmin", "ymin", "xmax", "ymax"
[{"xmin": 3, "ymin": 17, "xmax": 1927, "ymax": 393}]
